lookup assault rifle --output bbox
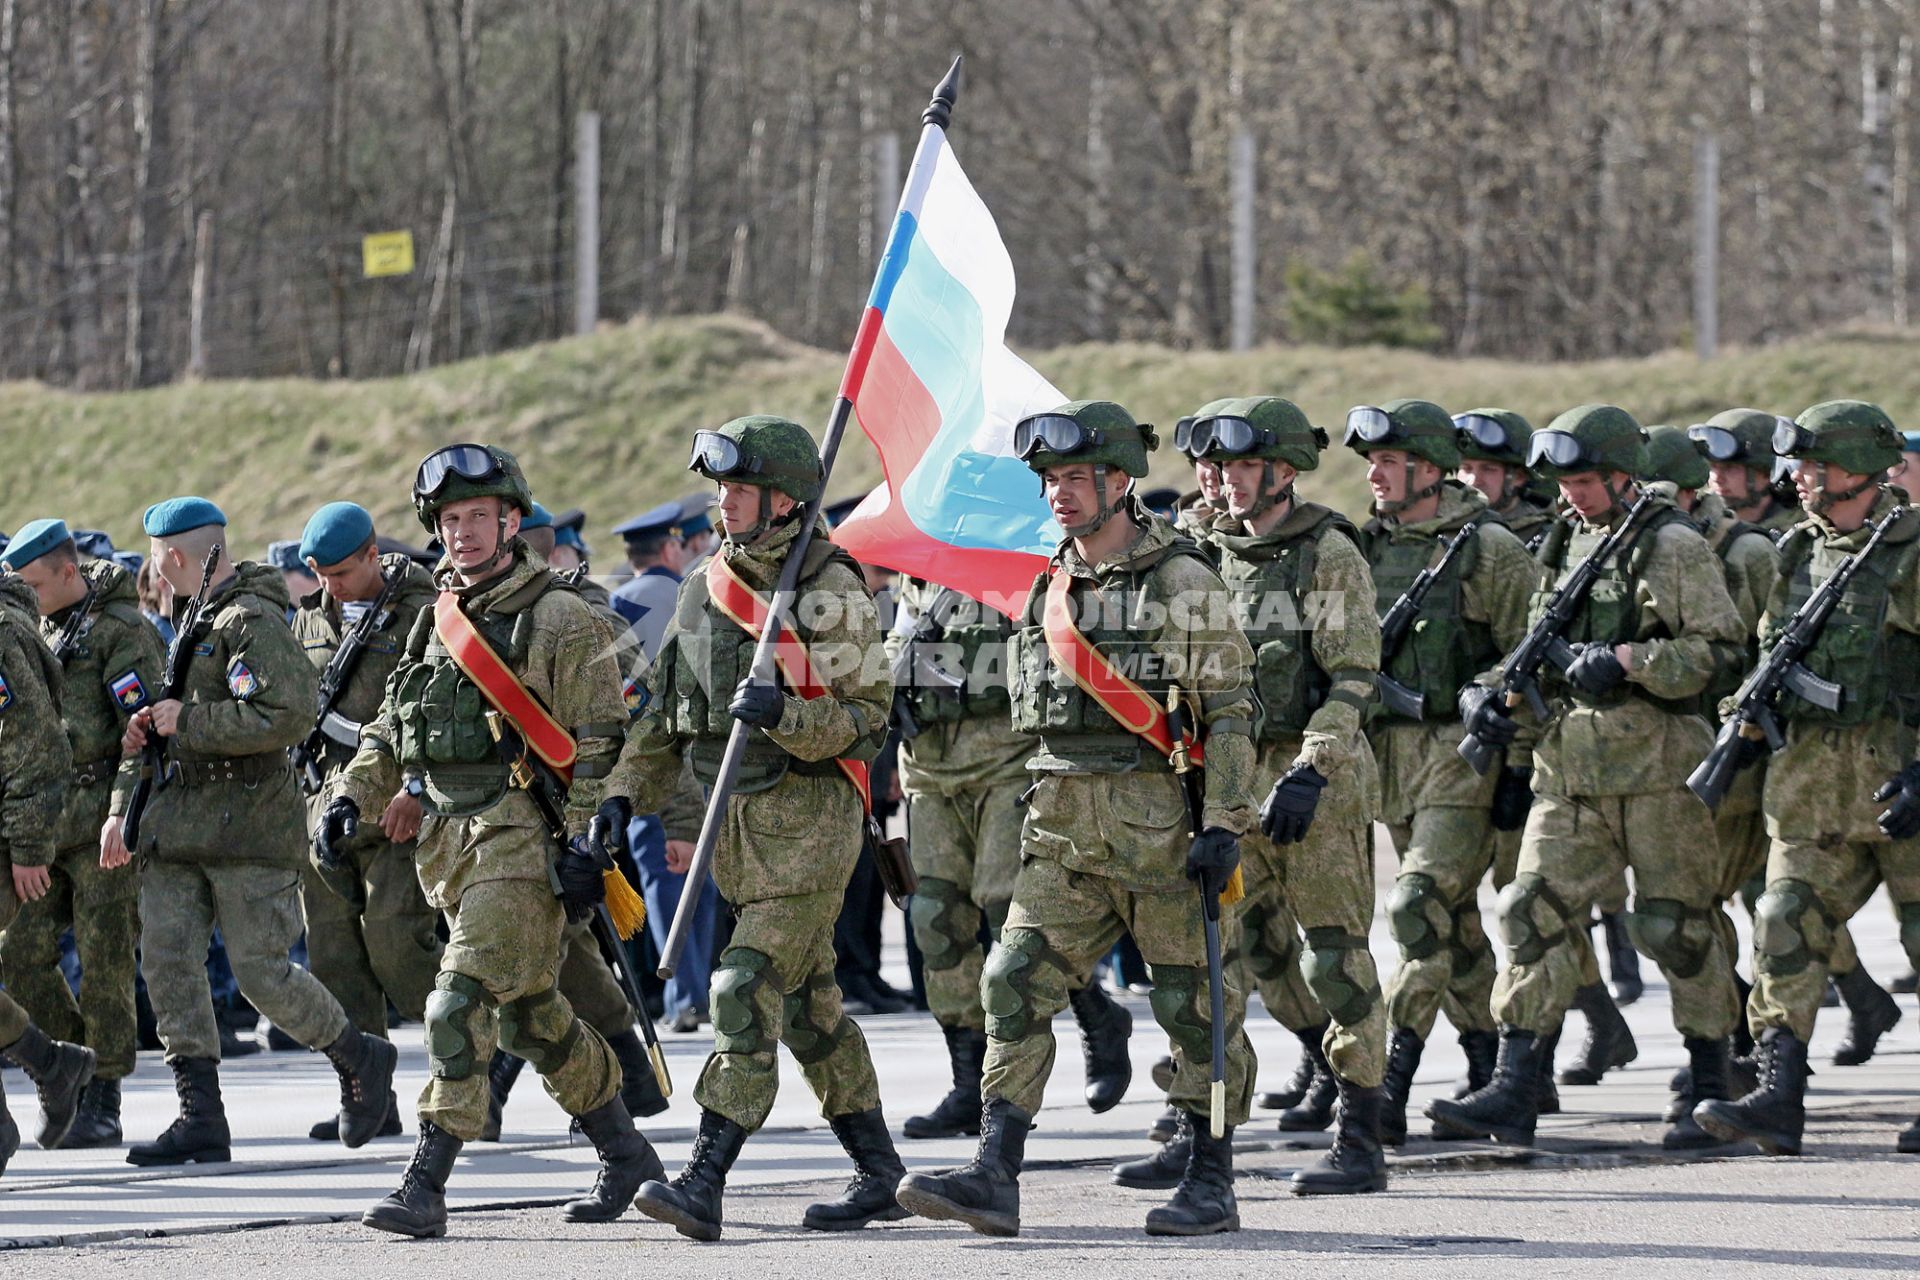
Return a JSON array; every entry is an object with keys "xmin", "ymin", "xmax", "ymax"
[
  {"xmin": 1165, "ymin": 684, "xmax": 1227, "ymax": 1139},
  {"xmin": 292, "ymin": 567, "xmax": 401, "ymax": 794},
  {"xmin": 1687, "ymin": 502, "xmax": 1907, "ymax": 809},
  {"xmin": 1376, "ymin": 519, "xmax": 1482, "ymax": 720},
  {"xmin": 48, "ymin": 585, "xmax": 97, "ymax": 664},
  {"xmin": 1458, "ymin": 491, "xmax": 1659, "ymax": 775},
  {"xmin": 121, "ymin": 547, "xmax": 221, "ymax": 850}
]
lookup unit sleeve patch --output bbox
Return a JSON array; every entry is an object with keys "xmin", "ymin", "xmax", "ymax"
[{"xmin": 108, "ymin": 668, "xmax": 149, "ymax": 711}]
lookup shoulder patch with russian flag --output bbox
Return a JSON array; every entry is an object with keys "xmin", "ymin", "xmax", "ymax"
[
  {"xmin": 0, "ymin": 668, "xmax": 12, "ymax": 713},
  {"xmin": 623, "ymin": 672, "xmax": 650, "ymax": 716},
  {"xmin": 226, "ymin": 657, "xmax": 260, "ymax": 701},
  {"xmin": 108, "ymin": 668, "xmax": 149, "ymax": 711}
]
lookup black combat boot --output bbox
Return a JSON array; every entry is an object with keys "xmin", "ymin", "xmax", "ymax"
[
  {"xmin": 1663, "ymin": 1037, "xmax": 1733, "ymax": 1150},
  {"xmin": 1453, "ymin": 1027, "xmax": 1499, "ymax": 1099},
  {"xmin": 3, "ymin": 1025, "xmax": 95, "ymax": 1149},
  {"xmin": 1534, "ymin": 1028, "xmax": 1561, "ymax": 1116},
  {"xmin": 632, "ymin": 1107, "xmax": 749, "ymax": 1241},
  {"xmin": 606, "ymin": 1028, "xmax": 670, "ymax": 1119},
  {"xmin": 322, "ymin": 1025, "xmax": 400, "ymax": 1148},
  {"xmin": 1113, "ymin": 1108, "xmax": 1190, "ymax": 1189},
  {"xmin": 1692, "ymin": 1026, "xmax": 1808, "ymax": 1155},
  {"xmin": 803, "ymin": 1107, "xmax": 910, "ymax": 1231},
  {"xmin": 1831, "ymin": 964, "xmax": 1902, "ymax": 1066},
  {"xmin": 1257, "ymin": 1041, "xmax": 1316, "ymax": 1110},
  {"xmin": 561, "ymin": 1096, "xmax": 665, "ymax": 1222},
  {"xmin": 894, "ymin": 1096, "xmax": 1030, "ymax": 1237},
  {"xmin": 1379, "ymin": 1028, "xmax": 1423, "ymax": 1147},
  {"xmin": 1426, "ymin": 1027, "xmax": 1541, "ymax": 1145},
  {"xmin": 1600, "ymin": 912, "xmax": 1642, "ymax": 1005},
  {"xmin": 310, "ymin": 1092, "xmax": 402, "ymax": 1142},
  {"xmin": 0, "ymin": 1078, "xmax": 17, "ymax": 1175},
  {"xmin": 1557, "ymin": 982, "xmax": 1637, "ymax": 1085},
  {"xmin": 1144, "ymin": 1113, "xmax": 1238, "ymax": 1235},
  {"xmin": 478, "ymin": 1050, "xmax": 525, "ymax": 1142},
  {"xmin": 127, "ymin": 1057, "xmax": 230, "ymax": 1165},
  {"xmin": 63, "ymin": 1078, "xmax": 124, "ymax": 1149},
  {"xmin": 1292, "ymin": 1079, "xmax": 1388, "ymax": 1195},
  {"xmin": 904, "ymin": 1025, "xmax": 985, "ymax": 1139},
  {"xmin": 1068, "ymin": 983, "xmax": 1133, "ymax": 1113},
  {"xmin": 363, "ymin": 1121, "xmax": 463, "ymax": 1237},
  {"xmin": 1898, "ymin": 1114, "xmax": 1919, "ymax": 1154},
  {"xmin": 1278, "ymin": 1025, "xmax": 1337, "ymax": 1132},
  {"xmin": 1147, "ymin": 1103, "xmax": 1183, "ymax": 1143}
]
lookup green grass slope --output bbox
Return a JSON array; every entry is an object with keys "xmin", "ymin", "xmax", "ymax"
[{"xmin": 5, "ymin": 314, "xmax": 1917, "ymax": 558}]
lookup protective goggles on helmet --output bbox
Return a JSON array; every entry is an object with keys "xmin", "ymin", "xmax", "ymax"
[
  {"xmin": 1189, "ymin": 414, "xmax": 1271, "ymax": 458},
  {"xmin": 1453, "ymin": 413, "xmax": 1516, "ymax": 454},
  {"xmin": 688, "ymin": 430, "xmax": 760, "ymax": 478},
  {"xmin": 1172, "ymin": 416, "xmax": 1198, "ymax": 456},
  {"xmin": 1342, "ymin": 405, "xmax": 1403, "ymax": 448},
  {"xmin": 1687, "ymin": 424, "xmax": 1749, "ymax": 463},
  {"xmin": 1013, "ymin": 413, "xmax": 1102, "ymax": 461},
  {"xmin": 415, "ymin": 444, "xmax": 504, "ymax": 501},
  {"xmin": 1527, "ymin": 430, "xmax": 1597, "ymax": 472},
  {"xmin": 1771, "ymin": 419, "xmax": 1816, "ymax": 458}
]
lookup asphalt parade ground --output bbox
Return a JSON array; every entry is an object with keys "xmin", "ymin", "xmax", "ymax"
[{"xmin": 4, "ymin": 843, "xmax": 1916, "ymax": 1278}]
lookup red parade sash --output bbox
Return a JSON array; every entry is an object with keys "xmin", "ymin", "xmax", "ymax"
[
  {"xmin": 434, "ymin": 592, "xmax": 577, "ymax": 784},
  {"xmin": 705, "ymin": 555, "xmax": 873, "ymax": 811},
  {"xmin": 1042, "ymin": 567, "xmax": 1205, "ymax": 765}
]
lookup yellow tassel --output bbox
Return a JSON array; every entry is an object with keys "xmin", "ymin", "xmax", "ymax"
[
  {"xmin": 1219, "ymin": 864, "xmax": 1246, "ymax": 908},
  {"xmin": 602, "ymin": 870, "xmax": 647, "ymax": 940}
]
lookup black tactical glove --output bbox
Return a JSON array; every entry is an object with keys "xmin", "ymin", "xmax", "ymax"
[
  {"xmin": 556, "ymin": 835, "xmax": 607, "ymax": 924},
  {"xmin": 1260, "ymin": 764, "xmax": 1328, "ymax": 846},
  {"xmin": 315, "ymin": 798, "xmax": 359, "ymax": 870},
  {"xmin": 1458, "ymin": 684, "xmax": 1518, "ymax": 748},
  {"xmin": 590, "ymin": 796, "xmax": 633, "ymax": 865},
  {"xmin": 1490, "ymin": 765, "xmax": 1534, "ymax": 832},
  {"xmin": 1564, "ymin": 642, "xmax": 1627, "ymax": 697},
  {"xmin": 1872, "ymin": 762, "xmax": 1920, "ymax": 841},
  {"xmin": 729, "ymin": 677, "xmax": 787, "ymax": 729},
  {"xmin": 1186, "ymin": 827, "xmax": 1240, "ymax": 901}
]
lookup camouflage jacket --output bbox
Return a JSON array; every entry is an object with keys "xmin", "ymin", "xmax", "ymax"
[
  {"xmin": 292, "ymin": 553, "xmax": 438, "ymax": 780},
  {"xmin": 46, "ymin": 561, "xmax": 164, "ymax": 848},
  {"xmin": 0, "ymin": 576, "xmax": 71, "ymax": 870},
  {"xmin": 886, "ymin": 575, "xmax": 1033, "ymax": 796}
]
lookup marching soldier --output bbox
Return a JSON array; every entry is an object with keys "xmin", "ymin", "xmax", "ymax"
[
  {"xmin": 611, "ymin": 415, "xmax": 906, "ymax": 1241},
  {"xmin": 322, "ymin": 448, "xmax": 661, "ymax": 1236},
  {"xmin": 1691, "ymin": 408, "xmax": 1802, "ymax": 537},
  {"xmin": 899, "ymin": 399, "xmax": 1260, "ymax": 1236},
  {"xmin": 0, "ymin": 519, "xmax": 162, "ymax": 1147},
  {"xmin": 290, "ymin": 502, "xmax": 444, "ymax": 1142},
  {"xmin": 106, "ymin": 499, "xmax": 397, "ymax": 1165}
]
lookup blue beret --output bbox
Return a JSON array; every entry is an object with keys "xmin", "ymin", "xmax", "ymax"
[
  {"xmin": 613, "ymin": 501, "xmax": 684, "ymax": 543},
  {"xmin": 676, "ymin": 493, "xmax": 714, "ymax": 538},
  {"xmin": 265, "ymin": 540, "xmax": 305, "ymax": 572},
  {"xmin": 71, "ymin": 529, "xmax": 117, "ymax": 559},
  {"xmin": 1, "ymin": 518, "xmax": 71, "ymax": 570},
  {"xmin": 143, "ymin": 496, "xmax": 227, "ymax": 538},
  {"xmin": 1903, "ymin": 430, "xmax": 1920, "ymax": 451},
  {"xmin": 299, "ymin": 502, "xmax": 376, "ymax": 568}
]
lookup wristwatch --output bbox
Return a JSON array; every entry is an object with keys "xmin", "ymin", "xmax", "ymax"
[{"xmin": 403, "ymin": 776, "xmax": 425, "ymax": 800}]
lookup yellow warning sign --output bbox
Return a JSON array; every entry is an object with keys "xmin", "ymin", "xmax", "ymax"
[{"xmin": 362, "ymin": 230, "xmax": 415, "ymax": 278}]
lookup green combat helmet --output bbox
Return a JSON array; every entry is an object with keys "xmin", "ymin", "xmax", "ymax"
[
  {"xmin": 1188, "ymin": 395, "xmax": 1328, "ymax": 520},
  {"xmin": 1775, "ymin": 400, "xmax": 1905, "ymax": 512},
  {"xmin": 1642, "ymin": 424, "xmax": 1710, "ymax": 493},
  {"xmin": 1687, "ymin": 407, "xmax": 1798, "ymax": 508},
  {"xmin": 1343, "ymin": 398, "xmax": 1460, "ymax": 516},
  {"xmin": 1528, "ymin": 403, "xmax": 1648, "ymax": 515},
  {"xmin": 1173, "ymin": 398, "xmax": 1237, "ymax": 463},
  {"xmin": 1013, "ymin": 400, "xmax": 1158, "ymax": 536},
  {"xmin": 412, "ymin": 443, "xmax": 534, "ymax": 533},
  {"xmin": 1454, "ymin": 406, "xmax": 1550, "ymax": 508},
  {"xmin": 688, "ymin": 414, "xmax": 826, "ymax": 539}
]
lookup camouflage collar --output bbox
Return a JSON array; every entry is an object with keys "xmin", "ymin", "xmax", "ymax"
[
  {"xmin": 1373, "ymin": 479, "xmax": 1487, "ymax": 540},
  {"xmin": 1053, "ymin": 512, "xmax": 1173, "ymax": 579}
]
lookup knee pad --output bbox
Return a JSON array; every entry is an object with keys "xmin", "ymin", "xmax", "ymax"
[
  {"xmin": 1386, "ymin": 872, "xmax": 1447, "ymax": 961},
  {"xmin": 781, "ymin": 972, "xmax": 852, "ymax": 1066},
  {"xmin": 424, "ymin": 971, "xmax": 492, "ymax": 1080},
  {"xmin": 710, "ymin": 947, "xmax": 775, "ymax": 1056},
  {"xmin": 1624, "ymin": 898, "xmax": 1716, "ymax": 979},
  {"xmin": 1301, "ymin": 927, "xmax": 1379, "ymax": 1027},
  {"xmin": 982, "ymin": 927, "xmax": 1059, "ymax": 1043},
  {"xmin": 1239, "ymin": 898, "xmax": 1303, "ymax": 982},
  {"xmin": 1900, "ymin": 901, "xmax": 1920, "ymax": 970},
  {"xmin": 496, "ymin": 984, "xmax": 582, "ymax": 1073},
  {"xmin": 1495, "ymin": 873, "xmax": 1572, "ymax": 966},
  {"xmin": 1146, "ymin": 964, "xmax": 1214, "ymax": 1065},
  {"xmin": 1752, "ymin": 879, "xmax": 1831, "ymax": 978},
  {"xmin": 908, "ymin": 877, "xmax": 981, "ymax": 972}
]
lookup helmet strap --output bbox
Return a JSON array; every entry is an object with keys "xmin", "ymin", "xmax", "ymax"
[
  {"xmin": 1379, "ymin": 459, "xmax": 1442, "ymax": 518},
  {"xmin": 1811, "ymin": 464, "xmax": 1879, "ymax": 514},
  {"xmin": 1238, "ymin": 459, "xmax": 1292, "ymax": 523},
  {"xmin": 1061, "ymin": 465, "xmax": 1118, "ymax": 539}
]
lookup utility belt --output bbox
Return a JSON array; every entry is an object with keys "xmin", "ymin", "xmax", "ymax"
[
  {"xmin": 172, "ymin": 754, "xmax": 290, "ymax": 789},
  {"xmin": 687, "ymin": 734, "xmax": 847, "ymax": 795},
  {"xmin": 1555, "ymin": 680, "xmax": 1702, "ymax": 719},
  {"xmin": 1031, "ymin": 733, "xmax": 1178, "ymax": 773},
  {"xmin": 72, "ymin": 757, "xmax": 120, "ymax": 788}
]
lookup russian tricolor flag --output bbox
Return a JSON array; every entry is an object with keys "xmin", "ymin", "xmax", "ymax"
[{"xmin": 831, "ymin": 118, "xmax": 1064, "ymax": 613}]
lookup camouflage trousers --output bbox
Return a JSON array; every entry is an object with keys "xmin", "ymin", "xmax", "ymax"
[
  {"xmin": 1747, "ymin": 834, "xmax": 1920, "ymax": 1042},
  {"xmin": 421, "ymin": 877, "xmax": 620, "ymax": 1141},
  {"xmin": 0, "ymin": 874, "xmax": 29, "ymax": 1050},
  {"xmin": 0, "ymin": 838, "xmax": 141, "ymax": 1078},
  {"xmin": 299, "ymin": 841, "xmax": 442, "ymax": 1039},
  {"xmin": 557, "ymin": 915, "xmax": 637, "ymax": 1037},
  {"xmin": 694, "ymin": 888, "xmax": 883, "ymax": 1133},
  {"xmin": 984, "ymin": 855, "xmax": 1256, "ymax": 1121},
  {"xmin": 1228, "ymin": 839, "xmax": 1325, "ymax": 1035},
  {"xmin": 1497, "ymin": 801, "xmax": 1622, "ymax": 990},
  {"xmin": 1383, "ymin": 808, "xmax": 1497, "ymax": 1040},
  {"xmin": 1493, "ymin": 788, "xmax": 1739, "ymax": 1040},
  {"xmin": 140, "ymin": 860, "xmax": 350, "ymax": 1061},
  {"xmin": 905, "ymin": 781, "xmax": 1023, "ymax": 1033},
  {"xmin": 1712, "ymin": 803, "xmax": 1864, "ymax": 979}
]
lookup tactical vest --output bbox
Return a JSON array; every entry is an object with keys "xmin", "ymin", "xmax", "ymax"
[
  {"xmin": 656, "ymin": 539, "xmax": 870, "ymax": 793},
  {"xmin": 1530, "ymin": 506, "xmax": 1702, "ymax": 714},
  {"xmin": 1216, "ymin": 508, "xmax": 1360, "ymax": 742},
  {"xmin": 899, "ymin": 587, "xmax": 1013, "ymax": 726},
  {"xmin": 1009, "ymin": 538, "xmax": 1211, "ymax": 767},
  {"xmin": 1699, "ymin": 509, "xmax": 1767, "ymax": 705},
  {"xmin": 1363, "ymin": 517, "xmax": 1492, "ymax": 720},
  {"xmin": 1774, "ymin": 522, "xmax": 1920, "ymax": 728}
]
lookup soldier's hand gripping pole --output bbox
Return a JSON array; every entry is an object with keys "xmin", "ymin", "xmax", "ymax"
[{"xmin": 1167, "ymin": 685, "xmax": 1228, "ymax": 1139}]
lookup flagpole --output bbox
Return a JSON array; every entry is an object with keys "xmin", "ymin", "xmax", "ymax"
[{"xmin": 658, "ymin": 55, "xmax": 964, "ymax": 978}]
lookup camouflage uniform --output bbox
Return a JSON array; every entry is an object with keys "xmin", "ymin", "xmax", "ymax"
[
  {"xmin": 0, "ymin": 562, "xmax": 160, "ymax": 1084},
  {"xmin": 293, "ymin": 553, "xmax": 443, "ymax": 1038}
]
